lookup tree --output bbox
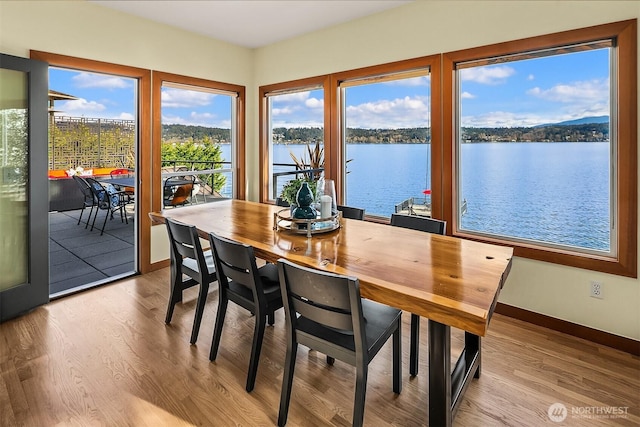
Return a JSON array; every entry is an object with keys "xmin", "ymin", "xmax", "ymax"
[{"xmin": 161, "ymin": 136, "xmax": 226, "ymax": 194}]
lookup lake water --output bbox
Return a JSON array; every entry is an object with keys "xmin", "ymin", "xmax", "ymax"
[{"xmin": 271, "ymin": 142, "xmax": 611, "ymax": 251}]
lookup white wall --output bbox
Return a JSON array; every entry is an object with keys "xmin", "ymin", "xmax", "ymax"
[
  {"xmin": 2, "ymin": 1, "xmax": 638, "ymax": 341},
  {"xmin": 253, "ymin": 1, "xmax": 640, "ymax": 341}
]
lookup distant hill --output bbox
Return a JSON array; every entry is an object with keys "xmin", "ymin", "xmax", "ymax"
[{"xmin": 537, "ymin": 115, "xmax": 609, "ymax": 127}]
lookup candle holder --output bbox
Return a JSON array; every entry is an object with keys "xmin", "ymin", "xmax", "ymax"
[{"xmin": 316, "ymin": 178, "xmax": 337, "ymax": 219}]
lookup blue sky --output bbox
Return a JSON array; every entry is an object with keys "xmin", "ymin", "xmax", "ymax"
[{"xmin": 49, "ymin": 47, "xmax": 609, "ymax": 129}]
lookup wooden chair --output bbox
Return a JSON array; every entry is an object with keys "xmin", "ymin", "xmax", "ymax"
[
  {"xmin": 208, "ymin": 232, "xmax": 284, "ymax": 392},
  {"xmin": 165, "ymin": 218, "xmax": 217, "ymax": 344},
  {"xmin": 390, "ymin": 213, "xmax": 446, "ymax": 376},
  {"xmin": 276, "ymin": 259, "xmax": 401, "ymax": 427},
  {"xmin": 337, "ymin": 205, "xmax": 365, "ymax": 220}
]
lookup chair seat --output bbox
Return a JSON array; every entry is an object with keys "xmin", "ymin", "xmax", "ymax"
[
  {"xmin": 182, "ymin": 250, "xmax": 215, "ymax": 276},
  {"xmin": 296, "ymin": 299, "xmax": 401, "ymax": 355}
]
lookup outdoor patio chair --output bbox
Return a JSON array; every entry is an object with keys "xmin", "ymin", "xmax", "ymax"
[
  {"xmin": 72, "ymin": 175, "xmax": 96, "ymax": 228},
  {"xmin": 84, "ymin": 177, "xmax": 129, "ymax": 236},
  {"xmin": 276, "ymin": 259, "xmax": 401, "ymax": 427},
  {"xmin": 110, "ymin": 168, "xmax": 135, "ymax": 203},
  {"xmin": 163, "ymin": 176, "xmax": 195, "ymax": 208},
  {"xmin": 390, "ymin": 213, "xmax": 446, "ymax": 377},
  {"xmin": 208, "ymin": 232, "xmax": 284, "ymax": 392}
]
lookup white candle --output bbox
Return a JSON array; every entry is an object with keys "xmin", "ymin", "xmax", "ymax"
[{"xmin": 320, "ymin": 195, "xmax": 332, "ymax": 218}]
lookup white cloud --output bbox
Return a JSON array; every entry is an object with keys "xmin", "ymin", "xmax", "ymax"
[
  {"xmin": 461, "ymin": 91, "xmax": 475, "ymax": 99},
  {"xmin": 72, "ymin": 72, "xmax": 130, "ymax": 89},
  {"xmin": 57, "ymin": 98, "xmax": 106, "ymax": 115},
  {"xmin": 345, "ymin": 96, "xmax": 430, "ymax": 128},
  {"xmin": 162, "ymin": 88, "xmax": 215, "ymax": 108},
  {"xmin": 305, "ymin": 97, "xmax": 324, "ymax": 109},
  {"xmin": 527, "ymin": 74, "xmax": 535, "ymax": 81},
  {"xmin": 526, "ymin": 78, "xmax": 609, "ymax": 104},
  {"xmin": 460, "ymin": 65, "xmax": 516, "ymax": 85}
]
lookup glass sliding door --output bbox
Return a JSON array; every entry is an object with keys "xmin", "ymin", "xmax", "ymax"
[{"xmin": 0, "ymin": 54, "xmax": 49, "ymax": 321}]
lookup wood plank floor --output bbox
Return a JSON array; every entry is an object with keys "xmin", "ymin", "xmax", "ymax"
[{"xmin": 1, "ymin": 268, "xmax": 638, "ymax": 426}]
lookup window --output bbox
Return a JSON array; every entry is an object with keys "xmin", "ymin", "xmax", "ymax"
[
  {"xmin": 152, "ymin": 72, "xmax": 245, "ymax": 211},
  {"xmin": 259, "ymin": 77, "xmax": 329, "ymax": 204},
  {"xmin": 337, "ymin": 69, "xmax": 432, "ymax": 217},
  {"xmin": 443, "ymin": 20, "xmax": 637, "ymax": 277}
]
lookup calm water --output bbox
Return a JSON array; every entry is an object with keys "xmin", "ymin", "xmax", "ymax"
[{"xmin": 271, "ymin": 142, "xmax": 611, "ymax": 251}]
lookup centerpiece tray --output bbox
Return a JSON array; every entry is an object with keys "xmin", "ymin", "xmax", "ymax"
[{"xmin": 273, "ymin": 209, "xmax": 341, "ymax": 237}]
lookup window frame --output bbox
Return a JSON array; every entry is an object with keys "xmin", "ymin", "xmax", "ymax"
[
  {"xmin": 152, "ymin": 71, "xmax": 246, "ymax": 211},
  {"xmin": 330, "ymin": 57, "xmax": 441, "ymax": 218},
  {"xmin": 258, "ymin": 76, "xmax": 330, "ymax": 204},
  {"xmin": 442, "ymin": 20, "xmax": 637, "ymax": 277}
]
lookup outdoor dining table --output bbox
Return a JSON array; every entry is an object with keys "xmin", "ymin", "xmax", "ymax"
[{"xmin": 149, "ymin": 199, "xmax": 513, "ymax": 426}]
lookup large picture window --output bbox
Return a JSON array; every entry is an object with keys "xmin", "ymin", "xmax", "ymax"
[
  {"xmin": 444, "ymin": 20, "xmax": 636, "ymax": 276},
  {"xmin": 338, "ymin": 70, "xmax": 432, "ymax": 217}
]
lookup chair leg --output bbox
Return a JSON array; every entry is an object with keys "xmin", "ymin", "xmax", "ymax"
[
  {"xmin": 410, "ymin": 313, "xmax": 420, "ymax": 376},
  {"xmin": 278, "ymin": 341, "xmax": 298, "ymax": 427},
  {"xmin": 190, "ymin": 282, "xmax": 209, "ymax": 345},
  {"xmin": 326, "ymin": 355, "xmax": 335, "ymax": 365},
  {"xmin": 165, "ymin": 266, "xmax": 183, "ymax": 324},
  {"xmin": 245, "ymin": 312, "xmax": 267, "ymax": 392},
  {"xmin": 77, "ymin": 206, "xmax": 85, "ymax": 225},
  {"xmin": 393, "ymin": 325, "xmax": 402, "ymax": 394},
  {"xmin": 353, "ymin": 363, "xmax": 368, "ymax": 427},
  {"xmin": 209, "ymin": 295, "xmax": 228, "ymax": 361},
  {"xmin": 100, "ymin": 209, "xmax": 109, "ymax": 235},
  {"xmin": 267, "ymin": 309, "xmax": 275, "ymax": 325}
]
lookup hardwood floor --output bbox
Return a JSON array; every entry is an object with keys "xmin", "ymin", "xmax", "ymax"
[{"xmin": 1, "ymin": 268, "xmax": 638, "ymax": 426}]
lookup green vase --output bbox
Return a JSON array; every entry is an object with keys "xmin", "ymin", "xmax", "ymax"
[{"xmin": 292, "ymin": 182, "xmax": 317, "ymax": 219}]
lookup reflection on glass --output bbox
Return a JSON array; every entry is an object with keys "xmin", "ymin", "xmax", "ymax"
[{"xmin": 0, "ymin": 69, "xmax": 28, "ymax": 291}]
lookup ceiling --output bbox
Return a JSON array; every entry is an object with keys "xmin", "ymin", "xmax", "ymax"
[{"xmin": 90, "ymin": 1, "xmax": 412, "ymax": 49}]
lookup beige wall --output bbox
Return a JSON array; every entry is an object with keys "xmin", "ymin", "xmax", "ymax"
[{"xmin": 2, "ymin": 1, "xmax": 639, "ymax": 340}]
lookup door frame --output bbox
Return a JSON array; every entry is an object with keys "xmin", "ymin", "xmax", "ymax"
[{"xmin": 30, "ymin": 51, "xmax": 152, "ymax": 274}]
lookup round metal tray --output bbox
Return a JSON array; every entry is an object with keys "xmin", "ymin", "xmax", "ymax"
[{"xmin": 273, "ymin": 209, "xmax": 341, "ymax": 237}]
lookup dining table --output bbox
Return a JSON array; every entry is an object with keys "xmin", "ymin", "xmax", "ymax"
[{"xmin": 149, "ymin": 199, "xmax": 513, "ymax": 426}]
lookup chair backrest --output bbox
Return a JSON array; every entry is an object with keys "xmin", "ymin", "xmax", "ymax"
[
  {"xmin": 337, "ymin": 205, "xmax": 365, "ymax": 220},
  {"xmin": 390, "ymin": 213, "xmax": 446, "ymax": 235},
  {"xmin": 277, "ymin": 258, "xmax": 366, "ymax": 350},
  {"xmin": 85, "ymin": 177, "xmax": 117, "ymax": 209},
  {"xmin": 165, "ymin": 218, "xmax": 209, "ymax": 279},
  {"xmin": 209, "ymin": 232, "xmax": 266, "ymax": 305},
  {"xmin": 164, "ymin": 176, "xmax": 195, "ymax": 206},
  {"xmin": 72, "ymin": 175, "xmax": 94, "ymax": 203}
]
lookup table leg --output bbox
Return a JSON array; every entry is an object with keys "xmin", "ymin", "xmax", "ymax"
[
  {"xmin": 428, "ymin": 320, "xmax": 452, "ymax": 427},
  {"xmin": 428, "ymin": 321, "xmax": 483, "ymax": 427}
]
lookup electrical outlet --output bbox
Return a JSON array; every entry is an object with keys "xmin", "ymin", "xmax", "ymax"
[{"xmin": 590, "ymin": 281, "xmax": 604, "ymax": 299}]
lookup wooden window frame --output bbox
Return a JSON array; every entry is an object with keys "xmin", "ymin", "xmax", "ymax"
[
  {"xmin": 258, "ymin": 76, "xmax": 330, "ymax": 204},
  {"xmin": 152, "ymin": 72, "xmax": 246, "ymax": 210},
  {"xmin": 442, "ymin": 19, "xmax": 637, "ymax": 277},
  {"xmin": 329, "ymin": 56, "xmax": 441, "ymax": 216}
]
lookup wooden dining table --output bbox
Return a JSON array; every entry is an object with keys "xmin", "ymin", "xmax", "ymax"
[{"xmin": 149, "ymin": 199, "xmax": 513, "ymax": 426}]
